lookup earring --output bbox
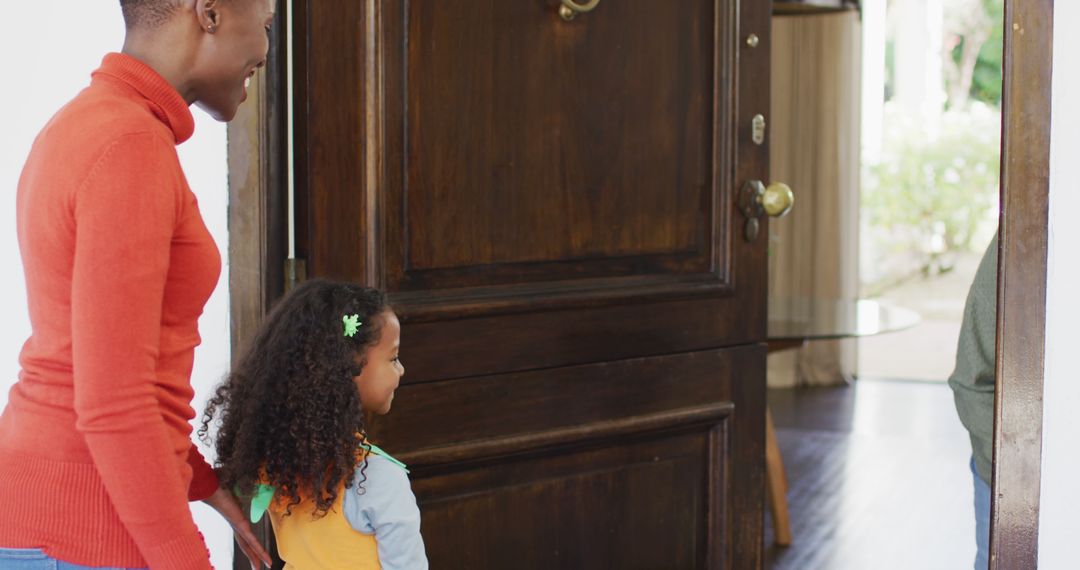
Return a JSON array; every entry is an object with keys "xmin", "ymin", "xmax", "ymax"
[{"xmin": 207, "ymin": 24, "xmax": 216, "ymax": 33}]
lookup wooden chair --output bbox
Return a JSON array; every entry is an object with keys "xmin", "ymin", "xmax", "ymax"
[{"xmin": 765, "ymin": 407, "xmax": 792, "ymax": 546}]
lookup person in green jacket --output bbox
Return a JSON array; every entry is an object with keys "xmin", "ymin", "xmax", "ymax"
[{"xmin": 948, "ymin": 233, "xmax": 998, "ymax": 570}]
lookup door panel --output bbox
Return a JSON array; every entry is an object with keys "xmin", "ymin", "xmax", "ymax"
[
  {"xmin": 294, "ymin": 0, "xmax": 770, "ymax": 567},
  {"xmin": 416, "ymin": 431, "xmax": 723, "ymax": 570},
  {"xmin": 401, "ymin": 0, "xmax": 714, "ymax": 274},
  {"xmin": 374, "ymin": 346, "xmax": 762, "ymax": 567},
  {"xmin": 386, "ymin": 0, "xmax": 737, "ymax": 311},
  {"xmin": 402, "ymin": 295, "xmax": 762, "ymax": 383},
  {"xmin": 375, "ymin": 347, "xmax": 755, "ymax": 453}
]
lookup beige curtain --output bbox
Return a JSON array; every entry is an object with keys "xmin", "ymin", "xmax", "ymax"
[{"xmin": 767, "ymin": 13, "xmax": 862, "ymax": 388}]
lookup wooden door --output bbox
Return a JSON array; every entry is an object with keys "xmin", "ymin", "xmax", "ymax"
[{"xmin": 292, "ymin": 1, "xmax": 771, "ymax": 567}]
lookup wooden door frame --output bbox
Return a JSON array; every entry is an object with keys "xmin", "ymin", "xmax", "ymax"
[
  {"xmin": 992, "ymin": 0, "xmax": 1053, "ymax": 567},
  {"xmin": 225, "ymin": 0, "xmax": 1054, "ymax": 566},
  {"xmin": 224, "ymin": 1, "xmax": 289, "ymax": 567},
  {"xmin": 227, "ymin": 0, "xmax": 289, "ymax": 347}
]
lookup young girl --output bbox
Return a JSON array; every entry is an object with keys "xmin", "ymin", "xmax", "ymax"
[{"xmin": 200, "ymin": 279, "xmax": 427, "ymax": 569}]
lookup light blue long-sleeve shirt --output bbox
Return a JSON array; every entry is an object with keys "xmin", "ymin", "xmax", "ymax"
[{"xmin": 342, "ymin": 454, "xmax": 428, "ymax": 569}]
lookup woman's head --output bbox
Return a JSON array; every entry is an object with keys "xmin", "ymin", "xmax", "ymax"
[
  {"xmin": 120, "ymin": 0, "xmax": 275, "ymax": 121},
  {"xmin": 200, "ymin": 279, "xmax": 400, "ymax": 513}
]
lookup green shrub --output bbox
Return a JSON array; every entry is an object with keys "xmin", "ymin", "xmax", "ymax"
[{"xmin": 862, "ymin": 103, "xmax": 1000, "ymax": 284}]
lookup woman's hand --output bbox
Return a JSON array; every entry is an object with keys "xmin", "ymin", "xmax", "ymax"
[{"xmin": 203, "ymin": 486, "xmax": 275, "ymax": 569}]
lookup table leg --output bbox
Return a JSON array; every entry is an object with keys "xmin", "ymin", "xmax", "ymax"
[{"xmin": 765, "ymin": 406, "xmax": 792, "ymax": 546}]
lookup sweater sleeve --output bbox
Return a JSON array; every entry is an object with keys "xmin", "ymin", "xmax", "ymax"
[
  {"xmin": 71, "ymin": 133, "xmax": 212, "ymax": 570},
  {"xmin": 188, "ymin": 444, "xmax": 220, "ymax": 502}
]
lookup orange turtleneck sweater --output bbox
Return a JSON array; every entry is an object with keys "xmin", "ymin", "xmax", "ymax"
[{"xmin": 0, "ymin": 53, "xmax": 221, "ymax": 569}]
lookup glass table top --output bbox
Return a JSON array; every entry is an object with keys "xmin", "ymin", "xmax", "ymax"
[{"xmin": 767, "ymin": 297, "xmax": 922, "ymax": 342}]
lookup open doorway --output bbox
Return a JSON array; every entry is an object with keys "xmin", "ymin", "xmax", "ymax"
[
  {"xmin": 765, "ymin": 0, "xmax": 1003, "ymax": 567},
  {"xmin": 858, "ymin": 0, "xmax": 1002, "ymax": 383}
]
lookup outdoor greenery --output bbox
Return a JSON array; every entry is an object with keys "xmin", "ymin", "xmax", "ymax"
[
  {"xmin": 945, "ymin": 0, "xmax": 1004, "ymax": 106},
  {"xmin": 863, "ymin": 103, "xmax": 1000, "ymax": 282},
  {"xmin": 864, "ymin": 0, "xmax": 1003, "ymax": 291}
]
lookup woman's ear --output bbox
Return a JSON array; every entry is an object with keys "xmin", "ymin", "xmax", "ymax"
[{"xmin": 195, "ymin": 0, "xmax": 222, "ymax": 33}]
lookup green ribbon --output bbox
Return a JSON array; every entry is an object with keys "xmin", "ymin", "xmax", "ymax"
[
  {"xmin": 249, "ymin": 483, "xmax": 276, "ymax": 524},
  {"xmin": 365, "ymin": 442, "xmax": 409, "ymax": 473}
]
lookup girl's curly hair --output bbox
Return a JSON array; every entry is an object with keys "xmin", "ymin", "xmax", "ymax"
[{"xmin": 199, "ymin": 279, "xmax": 391, "ymax": 516}]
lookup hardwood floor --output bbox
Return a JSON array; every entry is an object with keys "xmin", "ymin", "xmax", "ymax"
[{"xmin": 764, "ymin": 379, "xmax": 975, "ymax": 570}]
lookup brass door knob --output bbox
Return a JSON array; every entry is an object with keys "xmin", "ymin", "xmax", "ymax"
[
  {"xmin": 739, "ymin": 180, "xmax": 795, "ymax": 241},
  {"xmin": 760, "ymin": 182, "xmax": 794, "ymax": 218}
]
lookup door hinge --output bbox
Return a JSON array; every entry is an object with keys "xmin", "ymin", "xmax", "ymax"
[{"xmin": 284, "ymin": 258, "xmax": 307, "ymax": 292}]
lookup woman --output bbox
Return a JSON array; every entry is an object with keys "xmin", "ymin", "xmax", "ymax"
[{"xmin": 0, "ymin": 1, "xmax": 276, "ymax": 568}]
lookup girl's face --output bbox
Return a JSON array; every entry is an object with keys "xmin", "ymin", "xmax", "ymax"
[{"xmin": 354, "ymin": 310, "xmax": 404, "ymax": 415}]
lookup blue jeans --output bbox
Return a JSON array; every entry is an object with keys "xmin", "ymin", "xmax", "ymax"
[
  {"xmin": 972, "ymin": 456, "xmax": 991, "ymax": 570},
  {"xmin": 0, "ymin": 548, "xmax": 144, "ymax": 570}
]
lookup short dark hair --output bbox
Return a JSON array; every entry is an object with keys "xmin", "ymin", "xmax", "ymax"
[{"xmin": 119, "ymin": 0, "xmax": 185, "ymax": 30}]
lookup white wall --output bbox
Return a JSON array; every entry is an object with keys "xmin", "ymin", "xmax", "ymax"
[
  {"xmin": 0, "ymin": 2, "xmax": 234, "ymax": 567},
  {"xmin": 1039, "ymin": 1, "xmax": 1080, "ymax": 566}
]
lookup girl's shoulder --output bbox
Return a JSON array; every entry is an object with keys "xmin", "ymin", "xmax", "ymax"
[
  {"xmin": 347, "ymin": 448, "xmax": 411, "ymax": 499},
  {"xmin": 344, "ymin": 448, "xmax": 420, "ymax": 533}
]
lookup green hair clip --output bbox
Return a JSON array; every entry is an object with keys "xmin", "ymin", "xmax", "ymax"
[{"xmin": 343, "ymin": 314, "xmax": 362, "ymax": 337}]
